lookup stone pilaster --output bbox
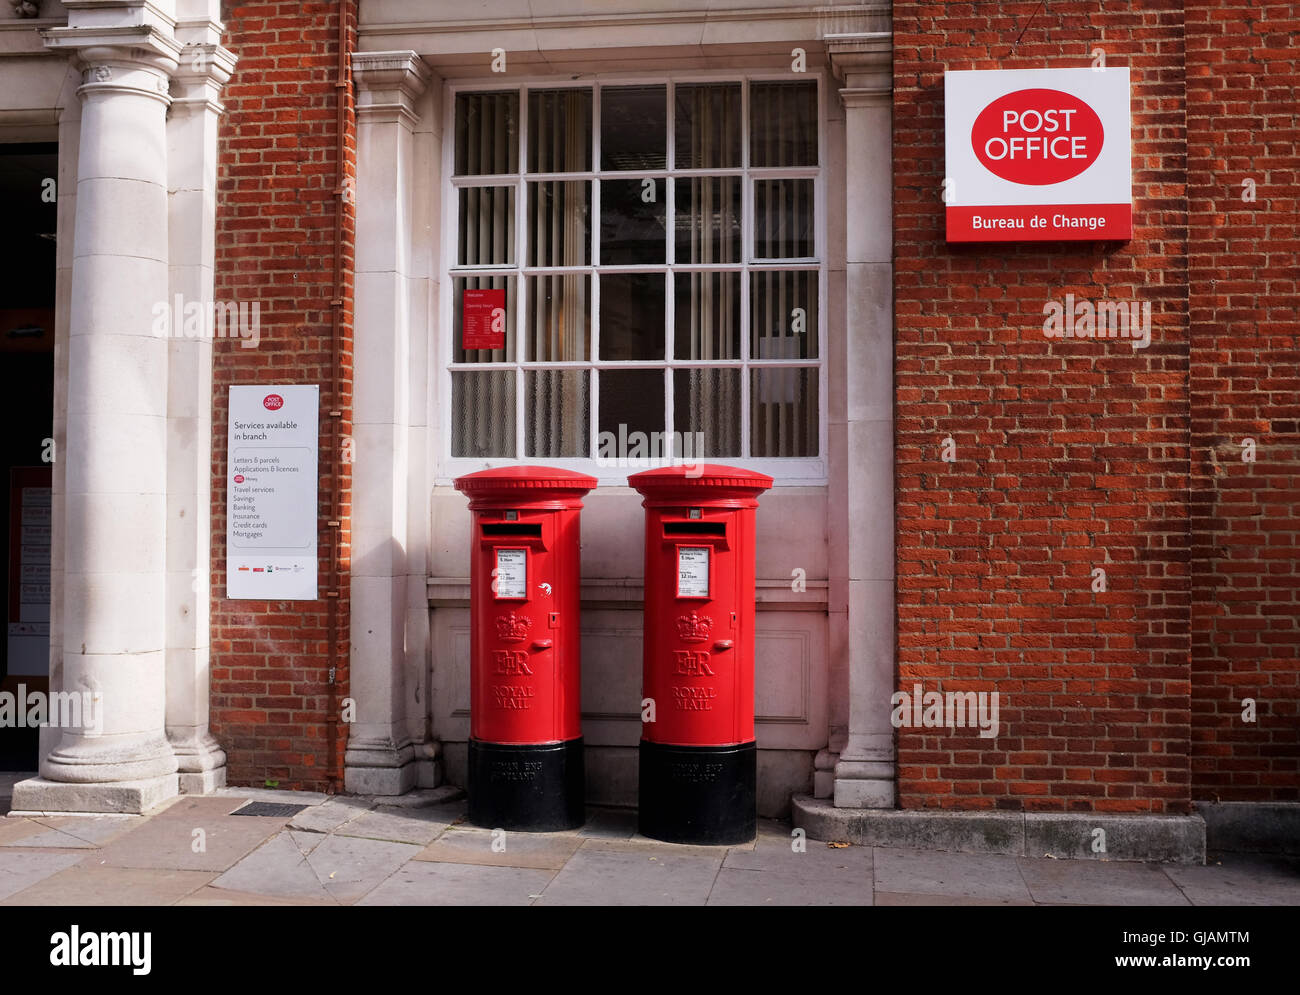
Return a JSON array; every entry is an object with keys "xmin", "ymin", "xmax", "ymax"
[
  {"xmin": 829, "ymin": 31, "xmax": 897, "ymax": 808},
  {"xmin": 344, "ymin": 51, "xmax": 438, "ymax": 794},
  {"xmin": 164, "ymin": 32, "xmax": 236, "ymax": 794}
]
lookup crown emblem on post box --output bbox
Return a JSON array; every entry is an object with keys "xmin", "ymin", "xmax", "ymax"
[
  {"xmin": 495, "ymin": 612, "xmax": 532, "ymax": 642},
  {"xmin": 675, "ymin": 611, "xmax": 713, "ymax": 643}
]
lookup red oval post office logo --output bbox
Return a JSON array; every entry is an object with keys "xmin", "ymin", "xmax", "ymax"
[
  {"xmin": 233, "ymin": 474, "xmax": 245, "ymax": 483},
  {"xmin": 262, "ymin": 393, "xmax": 284, "ymax": 411},
  {"xmin": 971, "ymin": 88, "xmax": 1104, "ymax": 185}
]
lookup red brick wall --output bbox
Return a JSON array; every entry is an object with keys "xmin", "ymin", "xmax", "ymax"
[
  {"xmin": 893, "ymin": 2, "xmax": 1194, "ymax": 812},
  {"xmin": 1187, "ymin": 2, "xmax": 1300, "ymax": 801},
  {"xmin": 210, "ymin": 1, "xmax": 355, "ymax": 792}
]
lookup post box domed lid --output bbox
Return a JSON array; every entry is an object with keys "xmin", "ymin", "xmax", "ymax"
[
  {"xmin": 453, "ymin": 465, "xmax": 598, "ymax": 497},
  {"xmin": 627, "ymin": 463, "xmax": 773, "ymax": 498}
]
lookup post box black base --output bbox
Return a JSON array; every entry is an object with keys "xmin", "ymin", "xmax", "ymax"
[
  {"xmin": 468, "ymin": 737, "xmax": 585, "ymax": 832},
  {"xmin": 638, "ymin": 740, "xmax": 756, "ymax": 845}
]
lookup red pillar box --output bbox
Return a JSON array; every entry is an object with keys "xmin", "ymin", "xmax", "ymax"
[
  {"xmin": 628, "ymin": 465, "xmax": 773, "ymax": 844},
  {"xmin": 453, "ymin": 467, "xmax": 596, "ymax": 830}
]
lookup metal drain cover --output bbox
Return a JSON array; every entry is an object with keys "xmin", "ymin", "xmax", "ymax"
[{"xmin": 232, "ymin": 801, "xmax": 308, "ymax": 818}]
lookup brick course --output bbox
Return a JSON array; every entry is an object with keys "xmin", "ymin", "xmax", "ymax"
[{"xmin": 210, "ymin": 1, "xmax": 355, "ymax": 792}]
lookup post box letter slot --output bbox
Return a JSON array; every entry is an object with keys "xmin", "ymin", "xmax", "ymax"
[
  {"xmin": 663, "ymin": 522, "xmax": 726, "ymax": 536},
  {"xmin": 481, "ymin": 523, "xmax": 543, "ymax": 537}
]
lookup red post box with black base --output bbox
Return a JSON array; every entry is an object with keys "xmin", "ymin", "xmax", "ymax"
[
  {"xmin": 453, "ymin": 466, "xmax": 596, "ymax": 831},
  {"xmin": 628, "ymin": 464, "xmax": 772, "ymax": 844}
]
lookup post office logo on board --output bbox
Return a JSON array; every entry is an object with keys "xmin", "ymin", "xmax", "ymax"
[
  {"xmin": 263, "ymin": 393, "xmax": 284, "ymax": 411},
  {"xmin": 971, "ymin": 89, "xmax": 1104, "ymax": 185}
]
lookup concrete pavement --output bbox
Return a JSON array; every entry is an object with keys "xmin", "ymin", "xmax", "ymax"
[{"xmin": 1, "ymin": 773, "xmax": 1297, "ymax": 906}]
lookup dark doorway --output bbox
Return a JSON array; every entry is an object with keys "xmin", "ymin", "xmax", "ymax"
[{"xmin": 0, "ymin": 142, "xmax": 57, "ymax": 771}]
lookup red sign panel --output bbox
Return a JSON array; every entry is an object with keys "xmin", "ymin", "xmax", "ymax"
[
  {"xmin": 970, "ymin": 89, "xmax": 1104, "ymax": 186},
  {"xmin": 462, "ymin": 289, "xmax": 506, "ymax": 351}
]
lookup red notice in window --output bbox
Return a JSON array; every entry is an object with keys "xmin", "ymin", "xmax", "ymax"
[{"xmin": 462, "ymin": 288, "xmax": 506, "ymax": 351}]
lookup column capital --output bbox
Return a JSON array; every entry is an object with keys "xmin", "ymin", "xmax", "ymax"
[
  {"xmin": 169, "ymin": 43, "xmax": 237, "ymax": 115},
  {"xmin": 352, "ymin": 51, "xmax": 432, "ymax": 126},
  {"xmin": 829, "ymin": 32, "xmax": 892, "ymax": 107},
  {"xmin": 42, "ymin": 25, "xmax": 182, "ymax": 104}
]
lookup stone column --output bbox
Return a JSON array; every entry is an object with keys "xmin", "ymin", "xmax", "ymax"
[
  {"xmin": 344, "ymin": 51, "xmax": 436, "ymax": 794},
  {"xmin": 830, "ymin": 34, "xmax": 897, "ymax": 808},
  {"xmin": 164, "ymin": 32, "xmax": 236, "ymax": 793},
  {"xmin": 14, "ymin": 22, "xmax": 181, "ymax": 814}
]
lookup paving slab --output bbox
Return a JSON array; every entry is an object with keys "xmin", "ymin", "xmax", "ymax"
[
  {"xmin": 415, "ymin": 827, "xmax": 582, "ymax": 870},
  {"xmin": 1, "ymin": 865, "xmax": 215, "ymax": 905},
  {"xmin": 710, "ymin": 835, "xmax": 872, "ymax": 905},
  {"xmin": 0, "ymin": 818, "xmax": 46, "ymax": 846},
  {"xmin": 210, "ymin": 832, "xmax": 336, "ymax": 902},
  {"xmin": 7, "ymin": 815, "xmax": 139, "ymax": 849},
  {"xmin": 334, "ymin": 806, "xmax": 456, "ymax": 846},
  {"xmin": 290, "ymin": 830, "xmax": 326, "ymax": 857},
  {"xmin": 217, "ymin": 786, "xmax": 329, "ymax": 805},
  {"xmin": 287, "ymin": 796, "xmax": 373, "ymax": 835},
  {"xmin": 176, "ymin": 885, "xmax": 338, "ymax": 906},
  {"xmin": 151, "ymin": 796, "xmax": 251, "ymax": 820},
  {"xmin": 358, "ymin": 860, "xmax": 555, "ymax": 906},
  {"xmin": 0, "ymin": 850, "xmax": 84, "ymax": 902},
  {"xmin": 875, "ymin": 891, "xmax": 1034, "ymax": 906},
  {"xmin": 305, "ymin": 833, "xmax": 423, "ymax": 904},
  {"xmin": 1164, "ymin": 854, "xmax": 1300, "ymax": 906},
  {"xmin": 874, "ymin": 847, "xmax": 1033, "ymax": 903},
  {"xmin": 1017, "ymin": 856, "xmax": 1191, "ymax": 906},
  {"xmin": 572, "ymin": 808, "xmax": 638, "ymax": 840},
  {"xmin": 89, "ymin": 813, "xmax": 288, "ymax": 872},
  {"xmin": 534, "ymin": 845, "xmax": 721, "ymax": 905}
]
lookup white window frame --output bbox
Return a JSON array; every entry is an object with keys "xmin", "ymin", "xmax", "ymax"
[{"xmin": 436, "ymin": 69, "xmax": 828, "ymax": 486}]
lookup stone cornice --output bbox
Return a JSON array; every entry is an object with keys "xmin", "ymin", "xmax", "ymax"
[{"xmin": 352, "ymin": 50, "xmax": 432, "ymax": 127}]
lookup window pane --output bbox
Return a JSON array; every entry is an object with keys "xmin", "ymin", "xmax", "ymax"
[
  {"xmin": 675, "ymin": 368, "xmax": 740, "ymax": 457},
  {"xmin": 526, "ymin": 274, "xmax": 591, "ymax": 361},
  {"xmin": 600, "ymin": 178, "xmax": 666, "ymax": 264},
  {"xmin": 458, "ymin": 186, "xmax": 515, "ymax": 266},
  {"xmin": 453, "ymin": 275, "xmax": 516, "ymax": 362},
  {"xmin": 526, "ymin": 370, "xmax": 589, "ymax": 457},
  {"xmin": 528, "ymin": 89, "xmax": 592, "ymax": 173},
  {"xmin": 675, "ymin": 83, "xmax": 741, "ymax": 169},
  {"xmin": 750, "ymin": 367, "xmax": 818, "ymax": 457},
  {"xmin": 455, "ymin": 91, "xmax": 519, "ymax": 176},
  {"xmin": 749, "ymin": 80, "xmax": 817, "ymax": 167},
  {"xmin": 750, "ymin": 270, "xmax": 818, "ymax": 359},
  {"xmin": 527, "ymin": 181, "xmax": 591, "ymax": 267},
  {"xmin": 675, "ymin": 271, "xmax": 740, "ymax": 360},
  {"xmin": 452, "ymin": 370, "xmax": 516, "ymax": 457},
  {"xmin": 601, "ymin": 85, "xmax": 667, "ymax": 171},
  {"xmin": 599, "ymin": 272, "xmax": 665, "ymax": 360},
  {"xmin": 675, "ymin": 175, "xmax": 741, "ymax": 264},
  {"xmin": 599, "ymin": 369, "xmax": 664, "ymax": 444},
  {"xmin": 754, "ymin": 178, "xmax": 815, "ymax": 258}
]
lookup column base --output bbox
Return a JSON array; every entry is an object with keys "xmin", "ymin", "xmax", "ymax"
[
  {"xmin": 639, "ymin": 740, "xmax": 756, "ymax": 845},
  {"xmin": 10, "ymin": 773, "xmax": 178, "ymax": 815},
  {"xmin": 833, "ymin": 756, "xmax": 896, "ymax": 808},
  {"xmin": 344, "ymin": 735, "xmax": 434, "ymax": 795},
  {"xmin": 468, "ymin": 737, "xmax": 584, "ymax": 832}
]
